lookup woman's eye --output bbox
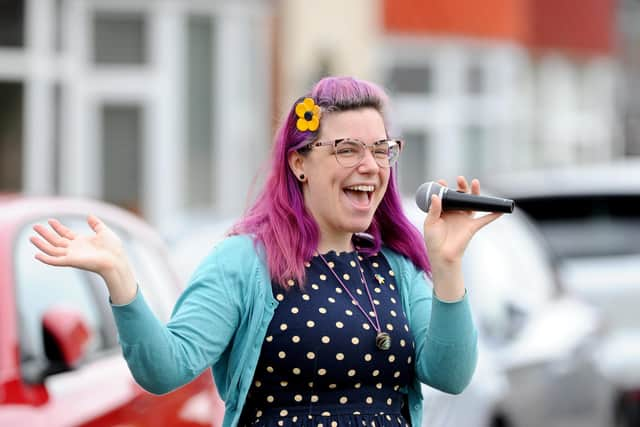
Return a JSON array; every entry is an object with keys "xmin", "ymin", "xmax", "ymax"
[{"xmin": 338, "ymin": 148, "xmax": 356, "ymax": 155}]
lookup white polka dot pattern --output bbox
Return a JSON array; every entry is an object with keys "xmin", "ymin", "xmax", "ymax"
[{"xmin": 239, "ymin": 251, "xmax": 414, "ymax": 427}]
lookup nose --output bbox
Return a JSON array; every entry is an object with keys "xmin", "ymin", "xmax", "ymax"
[{"xmin": 357, "ymin": 146, "xmax": 380, "ymax": 172}]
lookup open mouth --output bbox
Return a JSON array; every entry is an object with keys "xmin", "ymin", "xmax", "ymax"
[{"xmin": 343, "ymin": 185, "xmax": 374, "ymax": 208}]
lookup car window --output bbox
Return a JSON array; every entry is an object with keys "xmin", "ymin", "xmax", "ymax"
[
  {"xmin": 127, "ymin": 238, "xmax": 179, "ymax": 323},
  {"xmin": 515, "ymin": 195, "xmax": 640, "ymax": 258},
  {"xmin": 15, "ymin": 219, "xmax": 109, "ymax": 382}
]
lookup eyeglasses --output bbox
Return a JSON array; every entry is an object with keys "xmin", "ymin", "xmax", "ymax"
[{"xmin": 304, "ymin": 138, "xmax": 403, "ymax": 168}]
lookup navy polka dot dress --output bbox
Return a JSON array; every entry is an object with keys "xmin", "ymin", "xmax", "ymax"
[{"xmin": 239, "ymin": 250, "xmax": 416, "ymax": 427}]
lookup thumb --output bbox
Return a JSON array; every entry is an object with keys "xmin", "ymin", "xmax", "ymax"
[
  {"xmin": 425, "ymin": 194, "xmax": 442, "ymax": 226},
  {"xmin": 87, "ymin": 215, "xmax": 106, "ymax": 234}
]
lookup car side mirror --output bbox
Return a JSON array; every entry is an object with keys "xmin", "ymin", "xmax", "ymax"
[{"xmin": 42, "ymin": 307, "xmax": 92, "ymax": 369}]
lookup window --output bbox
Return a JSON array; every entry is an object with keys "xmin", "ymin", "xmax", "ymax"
[
  {"xmin": 0, "ymin": 82, "xmax": 23, "ymax": 192},
  {"xmin": 101, "ymin": 104, "xmax": 143, "ymax": 214},
  {"xmin": 0, "ymin": 0, "xmax": 24, "ymax": 47},
  {"xmin": 54, "ymin": 0, "xmax": 65, "ymax": 52},
  {"xmin": 466, "ymin": 62, "xmax": 486, "ymax": 94},
  {"xmin": 52, "ymin": 83, "xmax": 63, "ymax": 194},
  {"xmin": 388, "ymin": 65, "xmax": 433, "ymax": 95},
  {"xmin": 15, "ymin": 219, "xmax": 109, "ymax": 382},
  {"xmin": 186, "ymin": 15, "xmax": 214, "ymax": 208},
  {"xmin": 398, "ymin": 130, "xmax": 430, "ymax": 196},
  {"xmin": 463, "ymin": 125, "xmax": 487, "ymax": 178},
  {"xmin": 93, "ymin": 11, "xmax": 147, "ymax": 65}
]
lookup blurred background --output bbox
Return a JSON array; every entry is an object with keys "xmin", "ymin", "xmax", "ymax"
[
  {"xmin": 1, "ymin": 0, "xmax": 638, "ymax": 224},
  {"xmin": 2, "ymin": 0, "xmax": 640, "ymax": 426}
]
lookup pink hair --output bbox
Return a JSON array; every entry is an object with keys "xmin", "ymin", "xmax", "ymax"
[{"xmin": 231, "ymin": 77, "xmax": 430, "ymax": 287}]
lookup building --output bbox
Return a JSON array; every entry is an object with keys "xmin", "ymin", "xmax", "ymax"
[
  {"xmin": 618, "ymin": 0, "xmax": 640, "ymax": 156},
  {"xmin": 381, "ymin": 0, "xmax": 619, "ymax": 196},
  {"xmin": 0, "ymin": 0, "xmax": 273, "ymax": 227},
  {"xmin": 278, "ymin": 0, "xmax": 621, "ymax": 197}
]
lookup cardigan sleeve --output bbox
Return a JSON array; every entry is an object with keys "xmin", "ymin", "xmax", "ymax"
[
  {"xmin": 110, "ymin": 241, "xmax": 242, "ymax": 395},
  {"xmin": 401, "ymin": 257, "xmax": 478, "ymax": 394}
]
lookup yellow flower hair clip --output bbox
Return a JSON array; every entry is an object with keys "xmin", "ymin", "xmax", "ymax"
[{"xmin": 295, "ymin": 97, "xmax": 321, "ymax": 132}]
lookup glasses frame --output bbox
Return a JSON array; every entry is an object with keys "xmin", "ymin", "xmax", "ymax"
[{"xmin": 303, "ymin": 138, "xmax": 403, "ymax": 168}]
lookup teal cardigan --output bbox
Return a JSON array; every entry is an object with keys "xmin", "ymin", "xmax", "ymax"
[{"xmin": 111, "ymin": 235, "xmax": 477, "ymax": 427}]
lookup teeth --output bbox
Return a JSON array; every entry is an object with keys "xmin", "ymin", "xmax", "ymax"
[{"xmin": 345, "ymin": 185, "xmax": 374, "ymax": 192}]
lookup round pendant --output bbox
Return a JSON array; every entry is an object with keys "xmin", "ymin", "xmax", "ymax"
[{"xmin": 376, "ymin": 332, "xmax": 391, "ymax": 351}]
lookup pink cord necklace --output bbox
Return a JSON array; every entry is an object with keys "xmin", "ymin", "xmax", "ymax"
[{"xmin": 317, "ymin": 252, "xmax": 391, "ymax": 351}]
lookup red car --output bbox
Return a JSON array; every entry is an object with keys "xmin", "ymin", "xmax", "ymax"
[{"xmin": 0, "ymin": 195, "xmax": 225, "ymax": 427}]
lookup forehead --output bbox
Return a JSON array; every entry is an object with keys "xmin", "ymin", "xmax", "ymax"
[{"xmin": 318, "ymin": 108, "xmax": 386, "ymax": 141}]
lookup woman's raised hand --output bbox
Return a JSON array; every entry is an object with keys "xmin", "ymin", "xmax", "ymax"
[
  {"xmin": 31, "ymin": 215, "xmax": 137, "ymax": 304},
  {"xmin": 423, "ymin": 176, "xmax": 502, "ymax": 300},
  {"xmin": 424, "ymin": 176, "xmax": 502, "ymax": 265}
]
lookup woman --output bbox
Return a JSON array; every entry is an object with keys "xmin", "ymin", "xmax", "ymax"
[{"xmin": 31, "ymin": 76, "xmax": 502, "ymax": 426}]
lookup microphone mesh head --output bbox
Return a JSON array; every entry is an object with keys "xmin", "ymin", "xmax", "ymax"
[{"xmin": 415, "ymin": 181, "xmax": 442, "ymax": 212}]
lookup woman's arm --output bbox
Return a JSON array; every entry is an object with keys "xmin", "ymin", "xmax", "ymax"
[
  {"xmin": 32, "ymin": 216, "xmax": 240, "ymax": 394},
  {"xmin": 410, "ymin": 176, "xmax": 501, "ymax": 393},
  {"xmin": 404, "ymin": 262, "xmax": 477, "ymax": 394},
  {"xmin": 111, "ymin": 248, "xmax": 241, "ymax": 394}
]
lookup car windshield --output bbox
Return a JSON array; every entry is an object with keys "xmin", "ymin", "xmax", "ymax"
[{"xmin": 514, "ymin": 195, "xmax": 640, "ymax": 259}]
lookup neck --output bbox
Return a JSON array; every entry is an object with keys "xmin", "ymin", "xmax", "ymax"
[{"xmin": 317, "ymin": 233, "xmax": 354, "ymax": 254}]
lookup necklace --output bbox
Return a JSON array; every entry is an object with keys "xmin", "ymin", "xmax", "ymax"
[{"xmin": 317, "ymin": 252, "xmax": 391, "ymax": 351}]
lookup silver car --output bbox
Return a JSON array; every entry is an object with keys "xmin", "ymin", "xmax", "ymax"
[
  {"xmin": 402, "ymin": 200, "xmax": 615, "ymax": 427},
  {"xmin": 486, "ymin": 159, "xmax": 640, "ymax": 427}
]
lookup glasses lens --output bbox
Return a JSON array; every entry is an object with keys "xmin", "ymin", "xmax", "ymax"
[
  {"xmin": 335, "ymin": 139, "xmax": 364, "ymax": 167},
  {"xmin": 372, "ymin": 140, "xmax": 392, "ymax": 167},
  {"xmin": 386, "ymin": 140, "xmax": 401, "ymax": 166},
  {"xmin": 334, "ymin": 139, "xmax": 401, "ymax": 168}
]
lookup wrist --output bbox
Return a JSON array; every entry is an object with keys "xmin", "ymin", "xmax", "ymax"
[
  {"xmin": 430, "ymin": 259, "xmax": 465, "ymax": 302},
  {"xmin": 430, "ymin": 257, "xmax": 462, "ymax": 277},
  {"xmin": 102, "ymin": 259, "xmax": 137, "ymax": 305}
]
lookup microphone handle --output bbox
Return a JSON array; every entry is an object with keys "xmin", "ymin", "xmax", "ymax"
[{"xmin": 443, "ymin": 190, "xmax": 515, "ymax": 213}]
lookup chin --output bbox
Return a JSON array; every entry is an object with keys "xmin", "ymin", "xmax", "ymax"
[{"xmin": 345, "ymin": 219, "xmax": 374, "ymax": 234}]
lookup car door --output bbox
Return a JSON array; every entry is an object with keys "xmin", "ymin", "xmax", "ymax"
[{"xmin": 465, "ymin": 213, "xmax": 612, "ymax": 427}]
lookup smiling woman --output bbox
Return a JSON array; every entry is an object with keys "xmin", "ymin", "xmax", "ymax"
[
  {"xmin": 288, "ymin": 108, "xmax": 394, "ymax": 255},
  {"xmin": 31, "ymin": 76, "xmax": 503, "ymax": 427}
]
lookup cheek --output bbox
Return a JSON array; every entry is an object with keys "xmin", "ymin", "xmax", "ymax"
[{"xmin": 378, "ymin": 171, "xmax": 391, "ymax": 194}]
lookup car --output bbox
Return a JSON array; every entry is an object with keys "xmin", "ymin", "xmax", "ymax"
[
  {"xmin": 486, "ymin": 159, "xmax": 640, "ymax": 426},
  {"xmin": 0, "ymin": 195, "xmax": 225, "ymax": 427},
  {"xmin": 402, "ymin": 199, "xmax": 615, "ymax": 427}
]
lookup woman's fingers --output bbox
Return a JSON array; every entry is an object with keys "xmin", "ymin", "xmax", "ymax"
[
  {"xmin": 34, "ymin": 251, "xmax": 69, "ymax": 267},
  {"xmin": 33, "ymin": 223, "xmax": 68, "ymax": 247},
  {"xmin": 87, "ymin": 215, "xmax": 106, "ymax": 234},
  {"xmin": 30, "ymin": 235, "xmax": 66, "ymax": 257},
  {"xmin": 471, "ymin": 178, "xmax": 480, "ymax": 195},
  {"xmin": 456, "ymin": 176, "xmax": 469, "ymax": 192},
  {"xmin": 48, "ymin": 219, "xmax": 76, "ymax": 240},
  {"xmin": 425, "ymin": 194, "xmax": 443, "ymax": 226},
  {"xmin": 473, "ymin": 212, "xmax": 503, "ymax": 232}
]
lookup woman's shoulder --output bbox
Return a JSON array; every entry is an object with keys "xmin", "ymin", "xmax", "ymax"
[
  {"xmin": 191, "ymin": 234, "xmax": 268, "ymax": 289},
  {"xmin": 380, "ymin": 246, "xmax": 427, "ymax": 280},
  {"xmin": 207, "ymin": 234, "xmax": 264, "ymax": 265},
  {"xmin": 380, "ymin": 246, "xmax": 408, "ymax": 268}
]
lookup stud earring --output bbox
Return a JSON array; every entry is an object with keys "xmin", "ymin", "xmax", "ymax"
[{"xmin": 299, "ymin": 174, "xmax": 305, "ymax": 181}]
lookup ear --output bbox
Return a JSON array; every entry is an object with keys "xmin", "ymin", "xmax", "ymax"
[{"xmin": 288, "ymin": 150, "xmax": 306, "ymax": 181}]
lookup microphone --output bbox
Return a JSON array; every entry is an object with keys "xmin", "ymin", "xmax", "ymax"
[{"xmin": 415, "ymin": 181, "xmax": 514, "ymax": 213}]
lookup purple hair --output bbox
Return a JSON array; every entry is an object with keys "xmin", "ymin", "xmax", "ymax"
[{"xmin": 231, "ymin": 76, "xmax": 430, "ymax": 287}]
